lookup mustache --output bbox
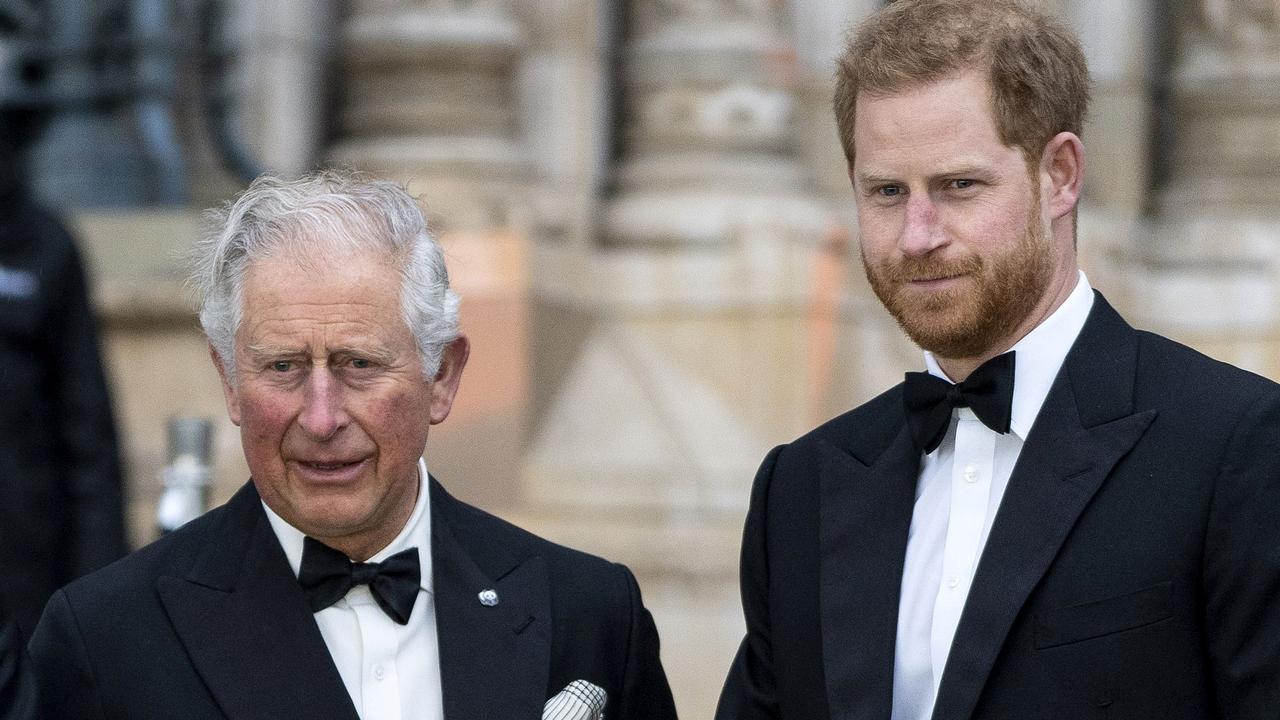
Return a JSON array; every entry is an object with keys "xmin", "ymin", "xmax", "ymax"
[{"xmin": 873, "ymin": 254, "xmax": 982, "ymax": 284}]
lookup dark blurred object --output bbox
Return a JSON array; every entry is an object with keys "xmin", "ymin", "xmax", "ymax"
[
  {"xmin": 0, "ymin": 599, "xmax": 37, "ymax": 720},
  {"xmin": 156, "ymin": 415, "xmax": 212, "ymax": 534},
  {"xmin": 0, "ymin": 113, "xmax": 127, "ymax": 636},
  {"xmin": 0, "ymin": 0, "xmax": 269, "ymax": 209},
  {"xmin": 1, "ymin": 0, "xmax": 182, "ymax": 205}
]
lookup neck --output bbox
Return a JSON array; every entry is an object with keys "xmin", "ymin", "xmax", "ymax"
[
  {"xmin": 937, "ymin": 354, "xmax": 1004, "ymax": 384},
  {"xmin": 318, "ymin": 483, "xmax": 419, "ymax": 562},
  {"xmin": 936, "ymin": 268, "xmax": 1079, "ymax": 382}
]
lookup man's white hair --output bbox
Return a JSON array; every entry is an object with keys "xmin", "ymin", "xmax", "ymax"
[{"xmin": 191, "ymin": 168, "xmax": 460, "ymax": 382}]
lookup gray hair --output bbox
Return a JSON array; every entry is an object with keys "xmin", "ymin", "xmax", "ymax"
[{"xmin": 191, "ymin": 168, "xmax": 460, "ymax": 383}]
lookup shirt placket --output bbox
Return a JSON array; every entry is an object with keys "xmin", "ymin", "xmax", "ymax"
[
  {"xmin": 929, "ymin": 408, "xmax": 996, "ymax": 690},
  {"xmin": 349, "ymin": 587, "xmax": 402, "ymax": 720}
]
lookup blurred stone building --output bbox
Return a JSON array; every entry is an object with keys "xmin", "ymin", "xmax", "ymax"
[{"xmin": 16, "ymin": 0, "xmax": 1280, "ymax": 717}]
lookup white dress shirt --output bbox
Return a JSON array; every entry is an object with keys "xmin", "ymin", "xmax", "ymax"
[
  {"xmin": 264, "ymin": 457, "xmax": 443, "ymax": 720},
  {"xmin": 891, "ymin": 272, "xmax": 1094, "ymax": 720}
]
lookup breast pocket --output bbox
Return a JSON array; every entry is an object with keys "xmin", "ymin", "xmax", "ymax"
[{"xmin": 1035, "ymin": 580, "xmax": 1173, "ymax": 649}]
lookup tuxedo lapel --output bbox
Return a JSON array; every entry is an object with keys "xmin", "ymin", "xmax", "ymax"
[
  {"xmin": 931, "ymin": 295, "xmax": 1156, "ymax": 720},
  {"xmin": 156, "ymin": 483, "xmax": 358, "ymax": 720},
  {"xmin": 820, "ymin": 418, "xmax": 920, "ymax": 720},
  {"xmin": 431, "ymin": 479, "xmax": 551, "ymax": 720}
]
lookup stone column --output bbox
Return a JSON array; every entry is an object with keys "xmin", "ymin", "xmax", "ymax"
[
  {"xmin": 328, "ymin": 0, "xmax": 529, "ymax": 234},
  {"xmin": 512, "ymin": 0, "xmax": 611, "ymax": 250},
  {"xmin": 232, "ymin": 0, "xmax": 335, "ymax": 177},
  {"xmin": 525, "ymin": 0, "xmax": 823, "ymax": 545},
  {"xmin": 1129, "ymin": 0, "xmax": 1280, "ymax": 376},
  {"xmin": 789, "ymin": 0, "xmax": 882, "ymax": 198},
  {"xmin": 519, "ymin": 1, "xmax": 822, "ymax": 715}
]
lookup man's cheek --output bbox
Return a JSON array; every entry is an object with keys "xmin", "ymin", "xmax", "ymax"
[{"xmin": 237, "ymin": 400, "xmax": 295, "ymax": 442}]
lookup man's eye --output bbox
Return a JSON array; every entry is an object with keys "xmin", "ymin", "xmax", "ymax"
[
  {"xmin": 878, "ymin": 185, "xmax": 902, "ymax": 197},
  {"xmin": 351, "ymin": 358, "xmax": 371, "ymax": 369},
  {"xmin": 951, "ymin": 179, "xmax": 975, "ymax": 189},
  {"xmin": 271, "ymin": 361, "xmax": 292, "ymax": 372}
]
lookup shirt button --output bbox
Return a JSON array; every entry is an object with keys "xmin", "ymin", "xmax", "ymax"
[
  {"xmin": 946, "ymin": 576, "xmax": 960, "ymax": 589},
  {"xmin": 373, "ymin": 665, "xmax": 385, "ymax": 681},
  {"xmin": 963, "ymin": 465, "xmax": 978, "ymax": 483}
]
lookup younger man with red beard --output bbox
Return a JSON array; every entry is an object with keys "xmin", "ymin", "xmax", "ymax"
[{"xmin": 716, "ymin": 2, "xmax": 1280, "ymax": 719}]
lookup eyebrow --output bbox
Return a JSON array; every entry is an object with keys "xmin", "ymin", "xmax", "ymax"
[
  {"xmin": 853, "ymin": 172, "xmax": 899, "ymax": 188},
  {"xmin": 244, "ymin": 343, "xmax": 397, "ymax": 364},
  {"xmin": 330, "ymin": 345, "xmax": 397, "ymax": 364},
  {"xmin": 244, "ymin": 343, "xmax": 303, "ymax": 362},
  {"xmin": 854, "ymin": 164, "xmax": 995, "ymax": 188}
]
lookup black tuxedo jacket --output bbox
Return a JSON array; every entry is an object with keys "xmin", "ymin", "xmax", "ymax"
[
  {"xmin": 29, "ymin": 477, "xmax": 677, "ymax": 719},
  {"xmin": 0, "ymin": 603, "xmax": 36, "ymax": 720},
  {"xmin": 717, "ymin": 294, "xmax": 1280, "ymax": 719}
]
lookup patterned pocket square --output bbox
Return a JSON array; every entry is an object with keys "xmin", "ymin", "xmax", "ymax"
[{"xmin": 543, "ymin": 679, "xmax": 607, "ymax": 720}]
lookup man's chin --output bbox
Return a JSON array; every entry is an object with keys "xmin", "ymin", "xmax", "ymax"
[
  {"xmin": 288, "ymin": 504, "xmax": 377, "ymax": 543},
  {"xmin": 259, "ymin": 484, "xmax": 375, "ymax": 536},
  {"xmin": 893, "ymin": 311, "xmax": 991, "ymax": 359}
]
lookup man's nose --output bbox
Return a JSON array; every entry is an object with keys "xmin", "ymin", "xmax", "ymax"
[
  {"xmin": 298, "ymin": 367, "xmax": 348, "ymax": 440},
  {"xmin": 898, "ymin": 194, "xmax": 946, "ymax": 257}
]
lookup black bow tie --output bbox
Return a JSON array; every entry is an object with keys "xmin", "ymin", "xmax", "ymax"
[
  {"xmin": 903, "ymin": 351, "xmax": 1016, "ymax": 454},
  {"xmin": 298, "ymin": 537, "xmax": 421, "ymax": 625}
]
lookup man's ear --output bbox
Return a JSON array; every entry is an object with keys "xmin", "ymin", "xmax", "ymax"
[
  {"xmin": 210, "ymin": 345, "xmax": 242, "ymax": 426},
  {"xmin": 428, "ymin": 335, "xmax": 470, "ymax": 425},
  {"xmin": 1040, "ymin": 131, "xmax": 1084, "ymax": 221}
]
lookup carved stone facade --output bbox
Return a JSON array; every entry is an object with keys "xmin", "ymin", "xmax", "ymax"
[
  {"xmin": 71, "ymin": 1, "xmax": 1280, "ymax": 717},
  {"xmin": 1122, "ymin": 0, "xmax": 1280, "ymax": 375},
  {"xmin": 329, "ymin": 0, "xmax": 530, "ymax": 233}
]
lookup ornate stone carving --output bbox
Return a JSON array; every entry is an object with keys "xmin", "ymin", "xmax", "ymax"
[
  {"xmin": 1198, "ymin": 0, "xmax": 1280, "ymax": 46},
  {"xmin": 1159, "ymin": 0, "xmax": 1280, "ymax": 214},
  {"xmin": 328, "ymin": 0, "xmax": 528, "ymax": 233},
  {"xmin": 605, "ymin": 0, "xmax": 819, "ymax": 250}
]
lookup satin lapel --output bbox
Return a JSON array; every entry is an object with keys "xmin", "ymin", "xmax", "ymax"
[
  {"xmin": 156, "ymin": 483, "xmax": 357, "ymax": 720},
  {"xmin": 821, "ymin": 423, "xmax": 920, "ymax": 720},
  {"xmin": 931, "ymin": 294, "xmax": 1156, "ymax": 720},
  {"xmin": 432, "ymin": 482, "xmax": 550, "ymax": 720}
]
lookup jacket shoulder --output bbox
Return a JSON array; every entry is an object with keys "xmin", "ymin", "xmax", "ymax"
[
  {"xmin": 435, "ymin": 485, "xmax": 636, "ymax": 598},
  {"xmin": 1133, "ymin": 329, "xmax": 1280, "ymax": 408},
  {"xmin": 780, "ymin": 383, "xmax": 906, "ymax": 463},
  {"xmin": 53, "ymin": 500, "xmax": 226, "ymax": 610},
  {"xmin": 1136, "ymin": 327, "xmax": 1274, "ymax": 386}
]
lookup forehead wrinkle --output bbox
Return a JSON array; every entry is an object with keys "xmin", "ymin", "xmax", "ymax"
[
  {"xmin": 243, "ymin": 342, "xmax": 304, "ymax": 362},
  {"xmin": 242, "ymin": 314, "xmax": 395, "ymax": 347},
  {"xmin": 247, "ymin": 298, "xmax": 386, "ymax": 314},
  {"xmin": 243, "ymin": 339, "xmax": 400, "ymax": 364}
]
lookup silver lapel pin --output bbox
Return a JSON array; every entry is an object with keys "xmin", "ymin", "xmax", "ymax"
[{"xmin": 478, "ymin": 589, "xmax": 499, "ymax": 607}]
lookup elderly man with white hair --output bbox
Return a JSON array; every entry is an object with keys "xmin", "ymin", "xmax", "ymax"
[{"xmin": 28, "ymin": 169, "xmax": 677, "ymax": 720}]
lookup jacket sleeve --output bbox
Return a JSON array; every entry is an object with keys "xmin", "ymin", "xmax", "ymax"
[
  {"xmin": 716, "ymin": 446, "xmax": 783, "ymax": 720},
  {"xmin": 1203, "ymin": 387, "xmax": 1280, "ymax": 715},
  {"xmin": 27, "ymin": 588, "xmax": 107, "ymax": 720},
  {"xmin": 613, "ymin": 563, "xmax": 678, "ymax": 720},
  {"xmin": 0, "ymin": 603, "xmax": 37, "ymax": 720},
  {"xmin": 45, "ymin": 227, "xmax": 128, "ymax": 580}
]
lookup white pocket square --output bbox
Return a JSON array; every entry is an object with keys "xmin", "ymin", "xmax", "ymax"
[{"xmin": 543, "ymin": 679, "xmax": 607, "ymax": 720}]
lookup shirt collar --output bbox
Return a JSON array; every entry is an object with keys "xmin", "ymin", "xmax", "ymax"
[
  {"xmin": 923, "ymin": 270, "xmax": 1094, "ymax": 439},
  {"xmin": 262, "ymin": 456, "xmax": 433, "ymax": 594}
]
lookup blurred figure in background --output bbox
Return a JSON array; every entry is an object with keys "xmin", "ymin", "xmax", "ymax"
[{"xmin": 0, "ymin": 94, "xmax": 128, "ymax": 636}]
